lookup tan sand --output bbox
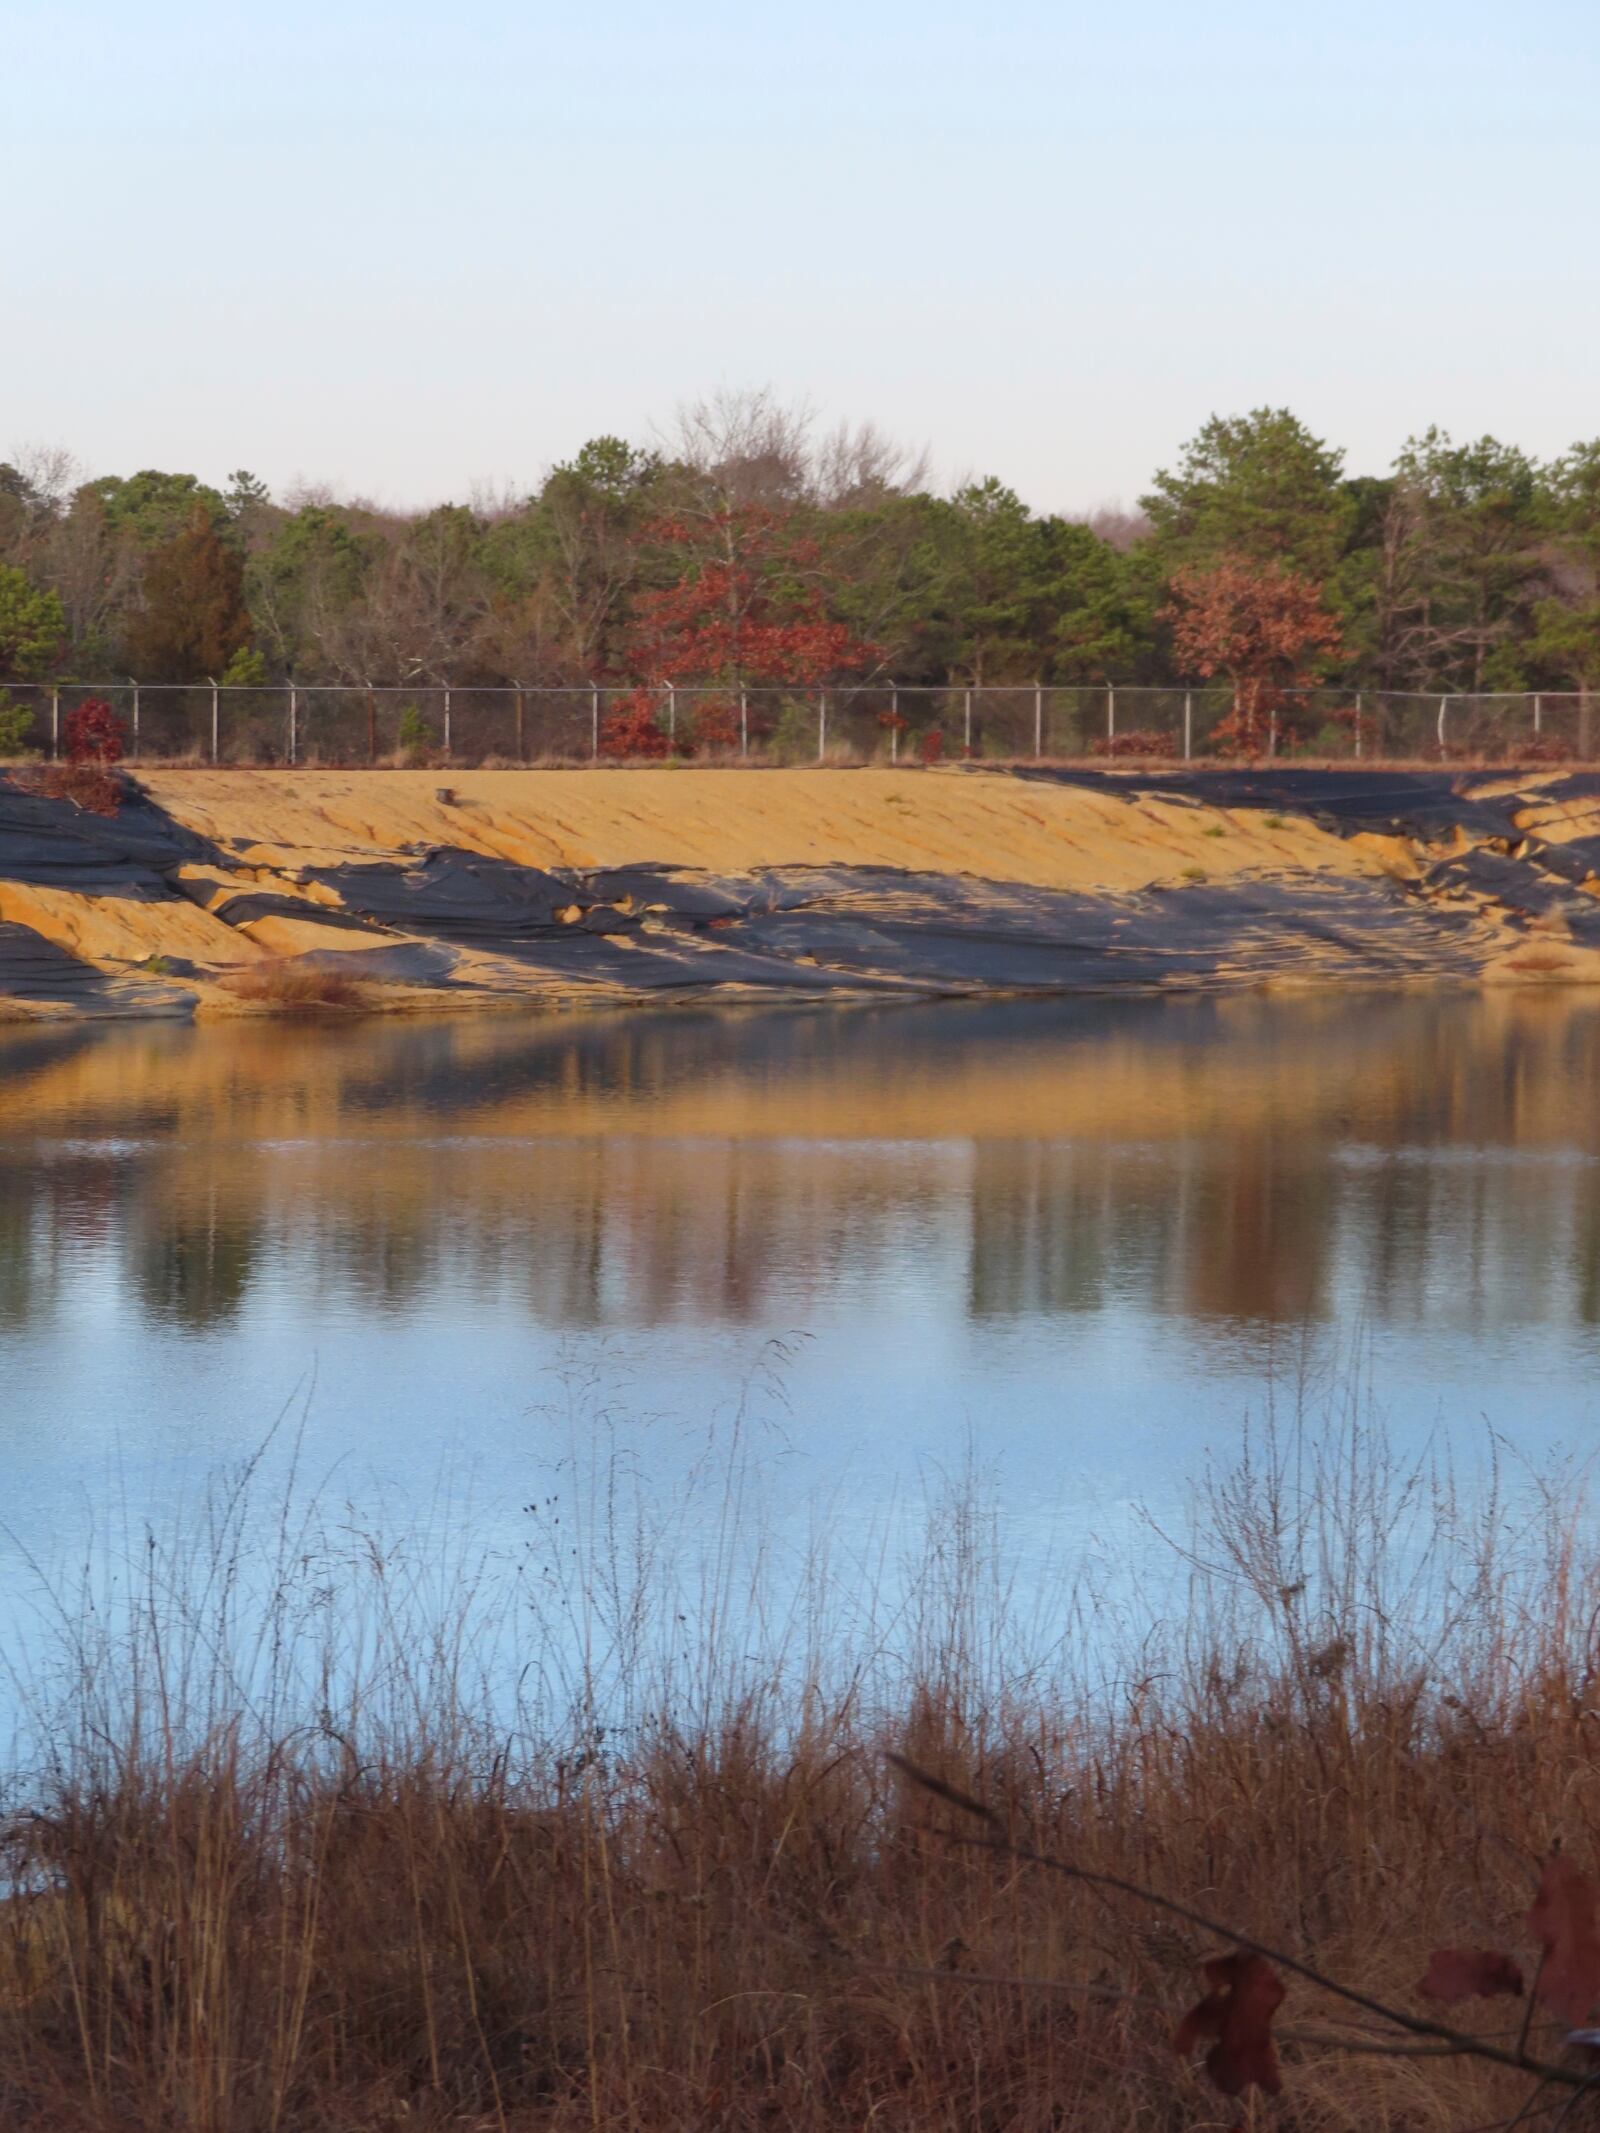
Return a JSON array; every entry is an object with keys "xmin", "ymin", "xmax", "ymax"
[
  {"xmin": 1, "ymin": 767, "xmax": 1594, "ymax": 1018},
  {"xmin": 139, "ymin": 766, "xmax": 1371, "ymax": 890}
]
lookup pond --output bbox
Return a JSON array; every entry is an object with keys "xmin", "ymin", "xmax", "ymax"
[{"xmin": 2, "ymin": 992, "xmax": 1598, "ymax": 1680}]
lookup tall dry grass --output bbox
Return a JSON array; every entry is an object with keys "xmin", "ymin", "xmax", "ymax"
[
  {"xmin": 219, "ymin": 959, "xmax": 372, "ymax": 1011},
  {"xmin": 0, "ymin": 1396, "xmax": 1594, "ymax": 2129}
]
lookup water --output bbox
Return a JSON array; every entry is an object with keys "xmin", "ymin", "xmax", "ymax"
[{"xmin": 2, "ymin": 991, "xmax": 1599, "ymax": 1660}]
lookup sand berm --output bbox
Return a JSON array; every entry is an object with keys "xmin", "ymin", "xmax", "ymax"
[{"xmin": 2, "ymin": 762, "xmax": 1599, "ymax": 1019}]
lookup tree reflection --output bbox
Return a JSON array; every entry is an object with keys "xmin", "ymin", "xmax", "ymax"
[
  {"xmin": 134, "ymin": 1221, "xmax": 259, "ymax": 1331},
  {"xmin": 5, "ymin": 996, "xmax": 1600, "ymax": 1343}
]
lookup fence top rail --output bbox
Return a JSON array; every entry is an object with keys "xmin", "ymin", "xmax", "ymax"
[{"xmin": 8, "ymin": 680, "xmax": 1586, "ymax": 704}]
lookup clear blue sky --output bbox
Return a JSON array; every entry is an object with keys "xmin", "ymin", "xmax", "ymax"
[{"xmin": 10, "ymin": 0, "xmax": 1599, "ymax": 513}]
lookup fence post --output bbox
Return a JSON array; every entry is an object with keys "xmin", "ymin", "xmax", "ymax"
[
  {"xmin": 818, "ymin": 689, "xmax": 827, "ymax": 763},
  {"xmin": 1354, "ymin": 689, "xmax": 1363, "ymax": 761},
  {"xmin": 515, "ymin": 683, "xmax": 526, "ymax": 763},
  {"xmin": 210, "ymin": 677, "xmax": 219, "ymax": 764},
  {"xmin": 50, "ymin": 685, "xmax": 59, "ymax": 761},
  {"xmin": 963, "ymin": 686, "xmax": 972, "ymax": 757},
  {"xmin": 1534, "ymin": 692, "xmax": 1543, "ymax": 739},
  {"xmin": 1183, "ymin": 689, "xmax": 1192, "ymax": 761},
  {"xmin": 740, "ymin": 687, "xmax": 749, "ymax": 758},
  {"xmin": 666, "ymin": 683, "xmax": 676, "ymax": 749},
  {"xmin": 288, "ymin": 682, "xmax": 298, "ymax": 766},
  {"xmin": 129, "ymin": 678, "xmax": 140, "ymax": 762},
  {"xmin": 442, "ymin": 686, "xmax": 451, "ymax": 758},
  {"xmin": 589, "ymin": 682, "xmax": 599, "ymax": 762},
  {"xmin": 1106, "ymin": 683, "xmax": 1115, "ymax": 747},
  {"xmin": 1034, "ymin": 680, "xmax": 1043, "ymax": 759},
  {"xmin": 366, "ymin": 683, "xmax": 376, "ymax": 764},
  {"xmin": 1269, "ymin": 704, "xmax": 1278, "ymax": 758},
  {"xmin": 1437, "ymin": 694, "xmax": 1449, "ymax": 757}
]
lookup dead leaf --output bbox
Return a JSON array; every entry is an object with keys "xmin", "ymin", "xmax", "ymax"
[
  {"xmin": 1528, "ymin": 1855, "xmax": 1600, "ymax": 2025},
  {"xmin": 1175, "ymin": 1951, "xmax": 1285, "ymax": 2097},
  {"xmin": 1418, "ymin": 1948, "xmax": 1524, "ymax": 2002}
]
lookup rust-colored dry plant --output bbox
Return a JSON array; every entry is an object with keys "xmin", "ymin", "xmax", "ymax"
[
  {"xmin": 219, "ymin": 958, "xmax": 369, "ymax": 1011},
  {"xmin": 39, "ymin": 760, "xmax": 125, "ymax": 815}
]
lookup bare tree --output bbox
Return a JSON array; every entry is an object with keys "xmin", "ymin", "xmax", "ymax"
[
  {"xmin": 466, "ymin": 478, "xmax": 529, "ymax": 525},
  {"xmin": 813, "ymin": 420, "xmax": 931, "ymax": 508},
  {"xmin": 1081, "ymin": 504, "xmax": 1151, "ymax": 552},
  {"xmin": 280, "ymin": 478, "xmax": 342, "ymax": 513},
  {"xmin": 663, "ymin": 387, "xmax": 816, "ymax": 513},
  {"xmin": 310, "ymin": 512, "xmax": 486, "ymax": 686},
  {"xmin": 0, "ymin": 445, "xmax": 81, "ymax": 570},
  {"xmin": 37, "ymin": 489, "xmax": 141, "ymax": 668},
  {"xmin": 666, "ymin": 391, "xmax": 928, "ymax": 514}
]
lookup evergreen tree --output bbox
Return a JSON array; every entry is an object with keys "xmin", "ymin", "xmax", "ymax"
[
  {"xmin": 937, "ymin": 480, "xmax": 1066, "ymax": 684},
  {"xmin": 1048, "ymin": 520, "xmax": 1147, "ymax": 682},
  {"xmin": 1143, "ymin": 409, "xmax": 1355, "ymax": 581},
  {"xmin": 125, "ymin": 504, "xmax": 253, "ymax": 680},
  {"xmin": 0, "ymin": 566, "xmax": 65, "ymax": 680},
  {"xmin": 1383, "ymin": 431, "xmax": 1546, "ymax": 691},
  {"xmin": 84, "ymin": 469, "xmax": 229, "ymax": 548}
]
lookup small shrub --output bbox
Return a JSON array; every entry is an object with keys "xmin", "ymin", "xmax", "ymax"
[
  {"xmin": 769, "ymin": 699, "xmax": 818, "ymax": 765},
  {"xmin": 600, "ymin": 688, "xmax": 672, "ymax": 760},
  {"xmin": 40, "ymin": 762, "xmax": 123, "ymax": 816},
  {"xmin": 1519, "ymin": 735, "xmax": 1576, "ymax": 765},
  {"xmin": 1092, "ymin": 728, "xmax": 1178, "ymax": 759},
  {"xmin": 919, "ymin": 728, "xmax": 945, "ymax": 766},
  {"xmin": 1309, "ymin": 719, "xmax": 1356, "ymax": 755},
  {"xmin": 221, "ymin": 960, "xmax": 367, "ymax": 1012},
  {"xmin": 0, "ymin": 691, "xmax": 39, "ymax": 759},
  {"xmin": 220, "ymin": 645, "xmax": 268, "ymax": 687},
  {"xmin": 1204, "ymin": 824, "xmax": 1226, "ymax": 839},
  {"xmin": 64, "ymin": 697, "xmax": 126, "ymax": 766},
  {"xmin": 689, "ymin": 695, "xmax": 741, "ymax": 753},
  {"xmin": 138, "ymin": 954, "xmax": 175, "ymax": 977},
  {"xmin": 396, "ymin": 702, "xmax": 434, "ymax": 766},
  {"xmin": 1180, "ymin": 864, "xmax": 1208, "ymax": 883}
]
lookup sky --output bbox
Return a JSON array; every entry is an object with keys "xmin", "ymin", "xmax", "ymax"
[{"xmin": 8, "ymin": 0, "xmax": 1600, "ymax": 515}]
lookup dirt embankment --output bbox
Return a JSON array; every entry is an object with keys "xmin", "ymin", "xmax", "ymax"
[{"xmin": 1, "ymin": 765, "xmax": 1598, "ymax": 1020}]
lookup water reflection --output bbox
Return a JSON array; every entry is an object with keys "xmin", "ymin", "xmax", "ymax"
[{"xmin": 3, "ymin": 993, "xmax": 1600, "ymax": 1340}]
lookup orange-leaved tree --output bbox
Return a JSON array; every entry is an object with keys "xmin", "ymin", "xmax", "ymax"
[{"xmin": 1162, "ymin": 555, "xmax": 1342, "ymax": 755}]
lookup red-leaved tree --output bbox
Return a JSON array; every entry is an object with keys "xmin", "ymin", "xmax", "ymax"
[
  {"xmin": 599, "ymin": 688, "xmax": 674, "ymax": 759},
  {"xmin": 40, "ymin": 698, "xmax": 128, "ymax": 815},
  {"xmin": 1162, "ymin": 557, "xmax": 1343, "ymax": 755},
  {"xmin": 64, "ymin": 699, "xmax": 126, "ymax": 766},
  {"xmin": 614, "ymin": 506, "xmax": 878, "ymax": 756}
]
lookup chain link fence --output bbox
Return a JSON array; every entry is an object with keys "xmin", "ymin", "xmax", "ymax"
[{"xmin": 1, "ymin": 680, "xmax": 1596, "ymax": 767}]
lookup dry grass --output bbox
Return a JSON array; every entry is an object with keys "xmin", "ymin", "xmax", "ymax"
[
  {"xmin": 1504, "ymin": 948, "xmax": 1577, "ymax": 975},
  {"xmin": 0, "ymin": 1405, "xmax": 1593, "ymax": 2130},
  {"xmin": 14, "ymin": 763, "xmax": 126, "ymax": 817},
  {"xmin": 219, "ymin": 958, "xmax": 371, "ymax": 1012}
]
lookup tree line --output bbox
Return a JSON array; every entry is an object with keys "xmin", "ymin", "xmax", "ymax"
[{"xmin": 2, "ymin": 393, "xmax": 1598, "ymax": 753}]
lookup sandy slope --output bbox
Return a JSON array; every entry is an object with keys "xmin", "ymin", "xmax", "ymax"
[
  {"xmin": 1, "ymin": 765, "xmax": 1598, "ymax": 1020},
  {"xmin": 139, "ymin": 765, "xmax": 1368, "ymax": 888}
]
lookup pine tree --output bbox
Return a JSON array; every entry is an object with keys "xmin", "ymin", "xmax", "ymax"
[{"xmin": 125, "ymin": 504, "xmax": 253, "ymax": 680}]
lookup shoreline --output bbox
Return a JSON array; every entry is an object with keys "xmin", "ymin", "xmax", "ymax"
[{"xmin": 2, "ymin": 763, "xmax": 1598, "ymax": 1021}]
